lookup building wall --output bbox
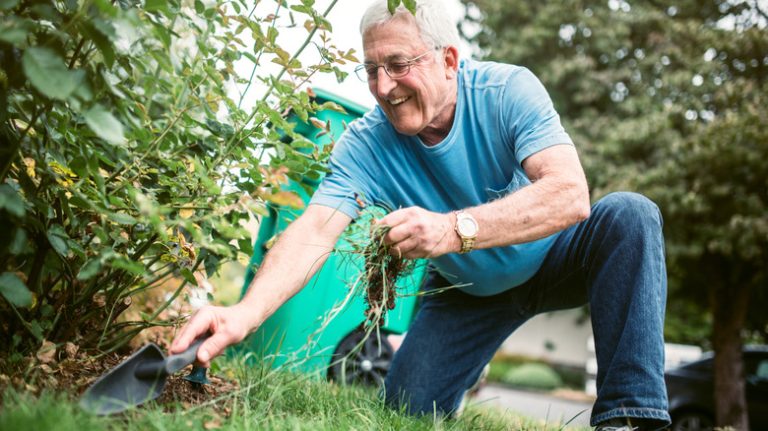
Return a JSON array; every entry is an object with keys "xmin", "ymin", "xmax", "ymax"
[
  {"xmin": 498, "ymin": 308, "xmax": 593, "ymax": 368},
  {"xmin": 498, "ymin": 308, "xmax": 703, "ymax": 395}
]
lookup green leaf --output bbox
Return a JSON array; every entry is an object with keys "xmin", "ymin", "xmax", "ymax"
[
  {"xmin": 111, "ymin": 257, "xmax": 145, "ymax": 275},
  {"xmin": 9, "ymin": 229, "xmax": 28, "ymax": 255},
  {"xmin": 92, "ymin": 0, "xmax": 118, "ymax": 16},
  {"xmin": 0, "ymin": 17, "xmax": 32, "ymax": 45},
  {"xmin": 0, "ymin": 184, "xmax": 25, "ymax": 217},
  {"xmin": 82, "ymin": 21, "xmax": 116, "ymax": 68},
  {"xmin": 0, "ymin": 272, "xmax": 32, "ymax": 308},
  {"xmin": 29, "ymin": 320, "xmax": 44, "ymax": 340},
  {"xmin": 109, "ymin": 212, "xmax": 137, "ymax": 225},
  {"xmin": 314, "ymin": 16, "xmax": 332, "ymax": 32},
  {"xmin": 238, "ymin": 238, "xmax": 254, "ymax": 256},
  {"xmin": 84, "ymin": 105, "xmax": 126, "ymax": 146},
  {"xmin": 402, "ymin": 0, "xmax": 417, "ymax": 14},
  {"xmin": 290, "ymin": 5, "xmax": 312, "ymax": 14},
  {"xmin": 47, "ymin": 228, "xmax": 69, "ymax": 256},
  {"xmin": 145, "ymin": 0, "xmax": 170, "ymax": 14},
  {"xmin": 179, "ymin": 267, "xmax": 196, "ymax": 285},
  {"xmin": 68, "ymin": 193, "xmax": 94, "ymax": 210},
  {"xmin": 78, "ymin": 249, "xmax": 117, "ymax": 280},
  {"xmin": 0, "ymin": 0, "xmax": 20, "ymax": 10},
  {"xmin": 77, "ymin": 258, "xmax": 102, "ymax": 281},
  {"xmin": 22, "ymin": 47, "xmax": 84, "ymax": 100},
  {"xmin": 387, "ymin": 0, "xmax": 400, "ymax": 14}
]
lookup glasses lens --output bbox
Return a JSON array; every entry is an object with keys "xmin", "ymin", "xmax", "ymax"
[
  {"xmin": 386, "ymin": 62, "xmax": 410, "ymax": 78},
  {"xmin": 355, "ymin": 65, "xmax": 370, "ymax": 81}
]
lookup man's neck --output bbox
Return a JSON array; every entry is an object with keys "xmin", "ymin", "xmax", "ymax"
[{"xmin": 418, "ymin": 85, "xmax": 458, "ymax": 146}]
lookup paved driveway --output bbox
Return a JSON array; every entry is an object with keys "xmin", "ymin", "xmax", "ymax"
[{"xmin": 470, "ymin": 384, "xmax": 593, "ymax": 428}]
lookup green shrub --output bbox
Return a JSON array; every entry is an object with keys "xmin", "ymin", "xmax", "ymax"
[
  {"xmin": 0, "ymin": 0, "xmax": 355, "ymax": 356},
  {"xmin": 502, "ymin": 363, "xmax": 563, "ymax": 391}
]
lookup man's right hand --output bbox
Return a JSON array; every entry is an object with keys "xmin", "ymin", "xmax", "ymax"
[{"xmin": 170, "ymin": 303, "xmax": 254, "ymax": 367}]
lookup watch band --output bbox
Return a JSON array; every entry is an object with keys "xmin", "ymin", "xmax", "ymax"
[
  {"xmin": 459, "ymin": 236, "xmax": 475, "ymax": 254},
  {"xmin": 454, "ymin": 211, "xmax": 478, "ymax": 254}
]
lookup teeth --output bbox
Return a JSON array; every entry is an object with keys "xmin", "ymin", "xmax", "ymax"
[{"xmin": 389, "ymin": 96, "xmax": 409, "ymax": 105}]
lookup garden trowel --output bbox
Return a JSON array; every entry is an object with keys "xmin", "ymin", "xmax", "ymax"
[{"xmin": 79, "ymin": 335, "xmax": 209, "ymax": 415}]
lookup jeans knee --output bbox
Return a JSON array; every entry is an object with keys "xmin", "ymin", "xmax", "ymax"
[
  {"xmin": 596, "ymin": 192, "xmax": 663, "ymax": 232},
  {"xmin": 383, "ymin": 366, "xmax": 458, "ymax": 416},
  {"xmin": 382, "ymin": 382, "xmax": 443, "ymax": 416}
]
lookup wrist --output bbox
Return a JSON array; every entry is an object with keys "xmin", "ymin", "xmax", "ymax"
[
  {"xmin": 454, "ymin": 210, "xmax": 479, "ymax": 254},
  {"xmin": 448, "ymin": 212, "xmax": 462, "ymax": 253},
  {"xmin": 231, "ymin": 301, "xmax": 263, "ymax": 332}
]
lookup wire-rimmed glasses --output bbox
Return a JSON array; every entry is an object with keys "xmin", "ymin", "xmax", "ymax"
[{"xmin": 354, "ymin": 50, "xmax": 433, "ymax": 82}]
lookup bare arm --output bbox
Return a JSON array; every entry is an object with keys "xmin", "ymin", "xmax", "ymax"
[
  {"xmin": 171, "ymin": 204, "xmax": 351, "ymax": 365},
  {"xmin": 377, "ymin": 144, "xmax": 590, "ymax": 257},
  {"xmin": 471, "ymin": 144, "xmax": 590, "ymax": 249}
]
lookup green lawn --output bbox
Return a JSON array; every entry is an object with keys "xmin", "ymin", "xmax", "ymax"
[{"xmin": 0, "ymin": 358, "xmax": 588, "ymax": 431}]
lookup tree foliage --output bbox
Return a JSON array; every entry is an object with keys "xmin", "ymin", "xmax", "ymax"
[
  {"xmin": 461, "ymin": 0, "xmax": 767, "ymax": 427},
  {"xmin": 461, "ymin": 0, "xmax": 767, "ymax": 342},
  {"xmin": 0, "ymin": 0, "xmax": 356, "ymax": 357}
]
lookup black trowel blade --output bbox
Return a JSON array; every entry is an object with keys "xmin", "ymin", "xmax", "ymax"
[{"xmin": 79, "ymin": 343, "xmax": 167, "ymax": 415}]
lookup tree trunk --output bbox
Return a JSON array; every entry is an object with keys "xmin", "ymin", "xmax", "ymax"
[{"xmin": 711, "ymin": 273, "xmax": 752, "ymax": 430}]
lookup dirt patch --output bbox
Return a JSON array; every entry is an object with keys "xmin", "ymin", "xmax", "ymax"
[
  {"xmin": 156, "ymin": 372, "xmax": 239, "ymax": 412},
  {"xmin": 0, "ymin": 350, "xmax": 239, "ymax": 414}
]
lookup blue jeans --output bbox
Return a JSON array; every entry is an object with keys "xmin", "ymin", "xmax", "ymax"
[{"xmin": 383, "ymin": 192, "xmax": 670, "ymax": 427}]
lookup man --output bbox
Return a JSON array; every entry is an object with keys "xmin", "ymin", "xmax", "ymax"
[{"xmin": 171, "ymin": 1, "xmax": 670, "ymax": 429}]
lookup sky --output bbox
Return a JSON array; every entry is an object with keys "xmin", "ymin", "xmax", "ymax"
[{"xmin": 238, "ymin": 0, "xmax": 467, "ymax": 109}]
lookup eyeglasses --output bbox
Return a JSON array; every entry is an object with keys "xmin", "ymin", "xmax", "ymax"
[{"xmin": 354, "ymin": 50, "xmax": 434, "ymax": 82}]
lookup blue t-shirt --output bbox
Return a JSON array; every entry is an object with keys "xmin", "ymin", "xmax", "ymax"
[{"xmin": 310, "ymin": 59, "xmax": 574, "ymax": 296}]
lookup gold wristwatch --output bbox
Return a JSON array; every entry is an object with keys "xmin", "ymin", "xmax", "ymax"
[{"xmin": 454, "ymin": 210, "xmax": 479, "ymax": 254}]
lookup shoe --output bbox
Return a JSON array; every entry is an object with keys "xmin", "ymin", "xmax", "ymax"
[
  {"xmin": 596, "ymin": 417, "xmax": 668, "ymax": 431},
  {"xmin": 596, "ymin": 424, "xmax": 637, "ymax": 431}
]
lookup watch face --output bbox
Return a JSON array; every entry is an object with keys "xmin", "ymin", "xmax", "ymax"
[{"xmin": 457, "ymin": 216, "xmax": 478, "ymax": 236}]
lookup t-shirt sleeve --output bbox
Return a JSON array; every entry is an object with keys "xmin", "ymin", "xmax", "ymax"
[
  {"xmin": 309, "ymin": 127, "xmax": 376, "ymax": 220},
  {"xmin": 500, "ymin": 67, "xmax": 573, "ymax": 164}
]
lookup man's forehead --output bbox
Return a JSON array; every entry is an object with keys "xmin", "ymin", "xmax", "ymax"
[
  {"xmin": 363, "ymin": 50, "xmax": 419, "ymax": 63},
  {"xmin": 362, "ymin": 35, "xmax": 428, "ymax": 62}
]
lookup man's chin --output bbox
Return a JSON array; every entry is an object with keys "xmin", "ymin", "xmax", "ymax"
[{"xmin": 389, "ymin": 120, "xmax": 423, "ymax": 137}]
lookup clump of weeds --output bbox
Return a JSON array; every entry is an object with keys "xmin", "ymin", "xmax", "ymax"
[{"xmin": 360, "ymin": 223, "xmax": 415, "ymax": 329}]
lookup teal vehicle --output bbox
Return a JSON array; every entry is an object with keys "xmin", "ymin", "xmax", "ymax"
[{"xmin": 239, "ymin": 89, "xmax": 426, "ymax": 386}]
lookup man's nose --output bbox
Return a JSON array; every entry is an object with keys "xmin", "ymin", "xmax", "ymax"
[{"xmin": 374, "ymin": 68, "xmax": 397, "ymax": 97}]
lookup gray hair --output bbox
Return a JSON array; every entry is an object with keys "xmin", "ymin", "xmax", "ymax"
[{"xmin": 359, "ymin": 0, "xmax": 461, "ymax": 50}]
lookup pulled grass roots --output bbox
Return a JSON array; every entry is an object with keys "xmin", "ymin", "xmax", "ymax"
[{"xmin": 361, "ymin": 225, "xmax": 415, "ymax": 329}]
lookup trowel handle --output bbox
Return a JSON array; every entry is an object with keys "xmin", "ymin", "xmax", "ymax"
[{"xmin": 165, "ymin": 334, "xmax": 209, "ymax": 375}]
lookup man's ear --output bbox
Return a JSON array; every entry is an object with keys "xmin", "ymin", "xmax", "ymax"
[{"xmin": 442, "ymin": 45, "xmax": 460, "ymax": 79}]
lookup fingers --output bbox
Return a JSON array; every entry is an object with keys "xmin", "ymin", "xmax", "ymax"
[
  {"xmin": 377, "ymin": 209, "xmax": 420, "ymax": 244},
  {"xmin": 376, "ymin": 207, "xmax": 453, "ymax": 258},
  {"xmin": 376, "ymin": 208, "xmax": 409, "ymax": 228},
  {"xmin": 171, "ymin": 307, "xmax": 217, "ymax": 355},
  {"xmin": 171, "ymin": 305, "xmax": 252, "ymax": 367},
  {"xmin": 196, "ymin": 331, "xmax": 231, "ymax": 367}
]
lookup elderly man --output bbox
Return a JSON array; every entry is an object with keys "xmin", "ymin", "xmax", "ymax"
[{"xmin": 172, "ymin": 1, "xmax": 670, "ymax": 429}]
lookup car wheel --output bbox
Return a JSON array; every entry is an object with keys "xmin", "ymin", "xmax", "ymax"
[
  {"xmin": 328, "ymin": 328, "xmax": 393, "ymax": 388},
  {"xmin": 671, "ymin": 411, "xmax": 714, "ymax": 431}
]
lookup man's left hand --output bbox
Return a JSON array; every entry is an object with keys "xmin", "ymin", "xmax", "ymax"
[{"xmin": 375, "ymin": 207, "xmax": 458, "ymax": 259}]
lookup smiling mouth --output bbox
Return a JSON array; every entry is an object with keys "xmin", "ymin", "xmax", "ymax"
[{"xmin": 388, "ymin": 96, "xmax": 410, "ymax": 106}]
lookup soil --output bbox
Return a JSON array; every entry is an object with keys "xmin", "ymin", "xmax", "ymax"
[
  {"xmin": 0, "ymin": 349, "xmax": 239, "ymax": 414},
  {"xmin": 362, "ymin": 228, "xmax": 412, "ymax": 328}
]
